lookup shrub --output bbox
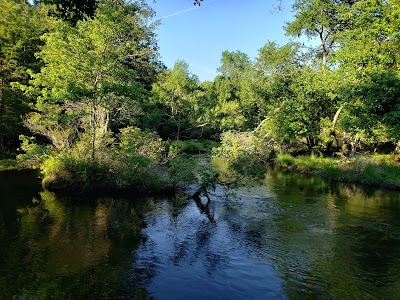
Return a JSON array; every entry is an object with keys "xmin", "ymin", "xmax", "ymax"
[
  {"xmin": 167, "ymin": 155, "xmax": 197, "ymax": 187},
  {"xmin": 275, "ymin": 153, "xmax": 400, "ymax": 189},
  {"xmin": 117, "ymin": 126, "xmax": 165, "ymax": 163},
  {"xmin": 40, "ymin": 126, "xmax": 174, "ymax": 193},
  {"xmin": 169, "ymin": 139, "xmax": 218, "ymax": 154},
  {"xmin": 213, "ymin": 130, "xmax": 280, "ymax": 163},
  {"xmin": 17, "ymin": 135, "xmax": 49, "ymax": 166}
]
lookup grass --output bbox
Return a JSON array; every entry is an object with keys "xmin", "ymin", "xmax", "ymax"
[
  {"xmin": 0, "ymin": 158, "xmax": 36, "ymax": 171},
  {"xmin": 275, "ymin": 153, "xmax": 400, "ymax": 190},
  {"xmin": 169, "ymin": 139, "xmax": 219, "ymax": 154}
]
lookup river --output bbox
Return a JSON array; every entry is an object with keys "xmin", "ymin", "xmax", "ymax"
[{"xmin": 1, "ymin": 162, "xmax": 400, "ymax": 299}]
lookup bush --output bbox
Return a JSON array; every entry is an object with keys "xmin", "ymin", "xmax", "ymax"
[
  {"xmin": 213, "ymin": 130, "xmax": 280, "ymax": 163},
  {"xmin": 117, "ymin": 127, "xmax": 165, "ymax": 163},
  {"xmin": 41, "ymin": 152, "xmax": 111, "ymax": 192},
  {"xmin": 169, "ymin": 139, "xmax": 218, "ymax": 154},
  {"xmin": 167, "ymin": 155, "xmax": 197, "ymax": 187},
  {"xmin": 22, "ymin": 126, "xmax": 216, "ymax": 194},
  {"xmin": 17, "ymin": 135, "xmax": 49, "ymax": 166},
  {"xmin": 275, "ymin": 153, "xmax": 400, "ymax": 189},
  {"xmin": 39, "ymin": 126, "xmax": 173, "ymax": 193}
]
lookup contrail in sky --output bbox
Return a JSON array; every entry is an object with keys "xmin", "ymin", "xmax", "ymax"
[{"xmin": 160, "ymin": 6, "xmax": 198, "ymax": 19}]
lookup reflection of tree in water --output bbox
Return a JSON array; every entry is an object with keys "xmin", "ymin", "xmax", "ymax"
[
  {"xmin": 213, "ymin": 157, "xmax": 267, "ymax": 189},
  {"xmin": 0, "ymin": 188, "xmax": 158, "ymax": 299},
  {"xmin": 197, "ymin": 158, "xmax": 400, "ymax": 298},
  {"xmin": 0, "ymin": 170, "xmax": 42, "ymax": 239},
  {"xmin": 263, "ymin": 169, "xmax": 400, "ymax": 299},
  {"xmin": 4, "ymin": 164, "xmax": 400, "ymax": 298},
  {"xmin": 130, "ymin": 190, "xmax": 228, "ymax": 290},
  {"xmin": 192, "ymin": 192, "xmax": 216, "ymax": 224}
]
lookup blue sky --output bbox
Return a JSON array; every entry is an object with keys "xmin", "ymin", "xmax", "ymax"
[{"xmin": 147, "ymin": 0, "xmax": 296, "ymax": 82}]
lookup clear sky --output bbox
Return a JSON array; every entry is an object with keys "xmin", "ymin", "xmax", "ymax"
[{"xmin": 146, "ymin": 0, "xmax": 296, "ymax": 82}]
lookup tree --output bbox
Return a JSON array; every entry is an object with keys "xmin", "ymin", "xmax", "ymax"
[
  {"xmin": 285, "ymin": 0, "xmax": 355, "ymax": 66},
  {"xmin": 43, "ymin": 0, "xmax": 97, "ymax": 25},
  {"xmin": 210, "ymin": 51, "xmax": 261, "ymax": 131},
  {"xmin": 254, "ymin": 42, "xmax": 337, "ymax": 152},
  {"xmin": 339, "ymin": 72, "xmax": 400, "ymax": 143},
  {"xmin": 17, "ymin": 0, "xmax": 159, "ymax": 161},
  {"xmin": 151, "ymin": 60, "xmax": 203, "ymax": 140},
  {"xmin": 0, "ymin": 0, "xmax": 53, "ymax": 153},
  {"xmin": 334, "ymin": 0, "xmax": 400, "ymax": 143},
  {"xmin": 254, "ymin": 41, "xmax": 301, "ymax": 115}
]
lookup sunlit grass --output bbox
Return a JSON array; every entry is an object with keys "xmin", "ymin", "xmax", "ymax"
[
  {"xmin": 0, "ymin": 159, "xmax": 34, "ymax": 171},
  {"xmin": 276, "ymin": 154, "xmax": 400, "ymax": 189}
]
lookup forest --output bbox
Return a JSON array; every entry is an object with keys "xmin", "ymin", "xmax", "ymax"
[{"xmin": 1, "ymin": 0, "xmax": 400, "ymax": 192}]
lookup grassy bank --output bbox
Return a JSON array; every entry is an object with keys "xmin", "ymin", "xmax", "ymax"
[
  {"xmin": 1, "ymin": 139, "xmax": 217, "ymax": 194},
  {"xmin": 276, "ymin": 154, "xmax": 400, "ymax": 190},
  {"xmin": 170, "ymin": 140, "xmax": 219, "ymax": 155},
  {"xmin": 0, "ymin": 159, "xmax": 36, "ymax": 171}
]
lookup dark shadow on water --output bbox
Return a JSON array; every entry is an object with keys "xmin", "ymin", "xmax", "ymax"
[{"xmin": 192, "ymin": 192, "xmax": 216, "ymax": 224}]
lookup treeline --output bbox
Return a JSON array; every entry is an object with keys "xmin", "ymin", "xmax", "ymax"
[
  {"xmin": 146, "ymin": 0, "xmax": 400, "ymax": 158},
  {"xmin": 0, "ymin": 0, "xmax": 188, "ymax": 192},
  {"xmin": 208, "ymin": 0, "xmax": 400, "ymax": 160},
  {"xmin": 1, "ymin": 0, "xmax": 400, "ymax": 190}
]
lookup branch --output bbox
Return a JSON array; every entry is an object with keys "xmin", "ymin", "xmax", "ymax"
[
  {"xmin": 252, "ymin": 118, "xmax": 270, "ymax": 133},
  {"xmin": 197, "ymin": 122, "xmax": 209, "ymax": 128}
]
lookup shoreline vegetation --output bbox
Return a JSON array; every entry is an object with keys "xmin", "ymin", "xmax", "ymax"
[
  {"xmin": 211, "ymin": 126, "xmax": 400, "ymax": 191},
  {"xmin": 274, "ymin": 153, "xmax": 400, "ymax": 191},
  {"xmin": 2, "ymin": 0, "xmax": 400, "ymax": 196},
  {"xmin": 0, "ymin": 139, "xmax": 218, "ymax": 195},
  {"xmin": 3, "ymin": 143, "xmax": 400, "ymax": 192},
  {"xmin": 0, "ymin": 158, "xmax": 36, "ymax": 172}
]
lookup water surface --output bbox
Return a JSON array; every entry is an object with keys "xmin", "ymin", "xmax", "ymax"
[{"xmin": 1, "ymin": 167, "xmax": 400, "ymax": 299}]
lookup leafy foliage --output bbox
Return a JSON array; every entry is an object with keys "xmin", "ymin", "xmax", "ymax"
[
  {"xmin": 16, "ymin": 0, "xmax": 159, "ymax": 161},
  {"xmin": 150, "ymin": 60, "xmax": 204, "ymax": 140},
  {"xmin": 0, "ymin": 0, "xmax": 53, "ymax": 152},
  {"xmin": 4, "ymin": 0, "xmax": 400, "ymax": 193}
]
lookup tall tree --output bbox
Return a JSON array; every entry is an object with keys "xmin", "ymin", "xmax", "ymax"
[
  {"xmin": 285, "ymin": 0, "xmax": 355, "ymax": 66},
  {"xmin": 211, "ymin": 51, "xmax": 260, "ymax": 131},
  {"xmin": 43, "ymin": 0, "xmax": 97, "ymax": 25},
  {"xmin": 151, "ymin": 60, "xmax": 202, "ymax": 140},
  {"xmin": 335, "ymin": 0, "xmax": 400, "ymax": 142},
  {"xmin": 254, "ymin": 42, "xmax": 337, "ymax": 151},
  {"xmin": 17, "ymin": 0, "xmax": 160, "ymax": 161},
  {"xmin": 0, "ymin": 0, "xmax": 52, "ymax": 153}
]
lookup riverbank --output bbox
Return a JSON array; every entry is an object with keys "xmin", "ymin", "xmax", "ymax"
[
  {"xmin": 0, "ymin": 140, "xmax": 214, "ymax": 195},
  {"xmin": 275, "ymin": 153, "xmax": 400, "ymax": 190},
  {"xmin": 0, "ymin": 159, "xmax": 35, "ymax": 171}
]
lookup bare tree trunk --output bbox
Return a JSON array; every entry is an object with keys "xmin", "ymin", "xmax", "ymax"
[
  {"xmin": 322, "ymin": 51, "xmax": 328, "ymax": 66},
  {"xmin": 318, "ymin": 29, "xmax": 334, "ymax": 67},
  {"xmin": 326, "ymin": 106, "xmax": 343, "ymax": 155},
  {"xmin": 332, "ymin": 106, "xmax": 342, "ymax": 129}
]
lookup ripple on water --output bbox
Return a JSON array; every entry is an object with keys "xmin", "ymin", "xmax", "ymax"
[{"xmin": 2, "ymin": 168, "xmax": 400, "ymax": 299}]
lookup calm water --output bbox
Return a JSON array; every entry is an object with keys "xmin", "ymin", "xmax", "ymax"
[{"xmin": 1, "ymin": 165, "xmax": 400, "ymax": 299}]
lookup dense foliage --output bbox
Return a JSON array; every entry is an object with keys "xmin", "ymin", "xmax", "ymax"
[{"xmin": 2, "ymin": 0, "xmax": 400, "ymax": 191}]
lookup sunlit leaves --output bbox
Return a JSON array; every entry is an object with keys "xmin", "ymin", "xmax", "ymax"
[{"xmin": 151, "ymin": 60, "xmax": 203, "ymax": 139}]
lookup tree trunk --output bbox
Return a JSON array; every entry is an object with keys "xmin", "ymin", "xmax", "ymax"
[
  {"xmin": 91, "ymin": 105, "xmax": 96, "ymax": 162},
  {"xmin": 322, "ymin": 51, "xmax": 328, "ymax": 66},
  {"xmin": 0, "ymin": 78, "xmax": 3, "ymax": 150},
  {"xmin": 325, "ymin": 106, "xmax": 343, "ymax": 155},
  {"xmin": 177, "ymin": 113, "xmax": 181, "ymax": 141}
]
